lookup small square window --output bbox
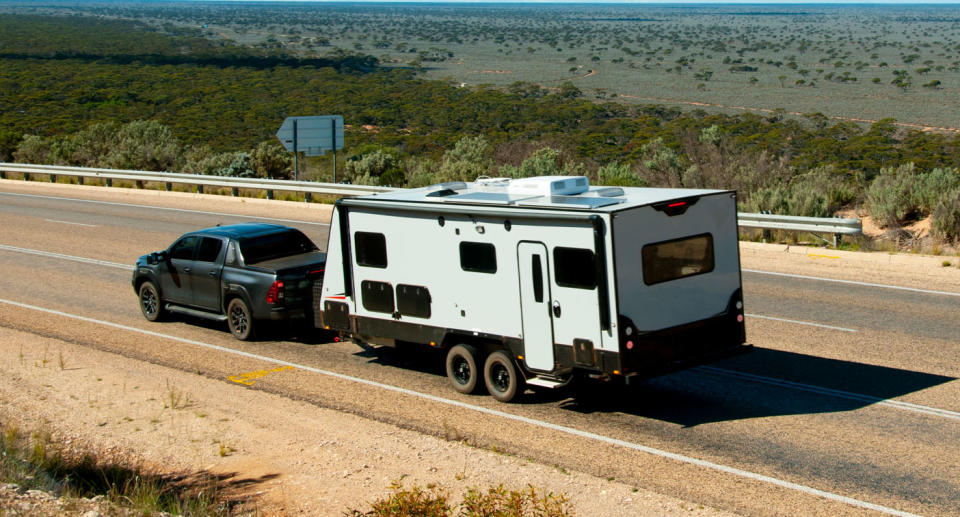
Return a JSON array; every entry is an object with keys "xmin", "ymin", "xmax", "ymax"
[
  {"xmin": 554, "ymin": 247, "xmax": 597, "ymax": 289},
  {"xmin": 355, "ymin": 232, "xmax": 387, "ymax": 268},
  {"xmin": 460, "ymin": 242, "xmax": 497, "ymax": 273}
]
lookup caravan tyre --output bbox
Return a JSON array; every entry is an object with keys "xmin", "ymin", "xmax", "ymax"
[
  {"xmin": 446, "ymin": 344, "xmax": 480, "ymax": 394},
  {"xmin": 484, "ymin": 351, "xmax": 523, "ymax": 403}
]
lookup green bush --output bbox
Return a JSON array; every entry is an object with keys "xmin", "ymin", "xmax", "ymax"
[
  {"xmin": 350, "ymin": 481, "xmax": 572, "ymax": 517},
  {"xmin": 866, "ymin": 163, "xmax": 918, "ymax": 227},
  {"xmin": 915, "ymin": 167, "xmax": 960, "ymax": 213},
  {"xmin": 931, "ymin": 189, "xmax": 960, "ymax": 242}
]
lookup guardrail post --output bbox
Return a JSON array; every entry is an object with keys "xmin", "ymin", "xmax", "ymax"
[
  {"xmin": 49, "ymin": 174, "xmax": 57, "ymax": 183},
  {"xmin": 0, "ymin": 170, "xmax": 5, "ymax": 179},
  {"xmin": 77, "ymin": 176, "xmax": 83, "ymax": 186},
  {"xmin": 304, "ymin": 192, "xmax": 312, "ymax": 203},
  {"xmin": 196, "ymin": 184, "xmax": 203, "ymax": 194},
  {"xmin": 266, "ymin": 190, "xmax": 274, "ymax": 200},
  {"xmin": 232, "ymin": 187, "xmax": 239, "ymax": 197},
  {"xmin": 833, "ymin": 234, "xmax": 841, "ymax": 249},
  {"xmin": 105, "ymin": 178, "xmax": 112, "ymax": 187},
  {"xmin": 23, "ymin": 173, "xmax": 30, "ymax": 181},
  {"xmin": 165, "ymin": 182, "xmax": 172, "ymax": 192}
]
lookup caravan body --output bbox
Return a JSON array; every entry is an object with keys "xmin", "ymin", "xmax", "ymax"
[{"xmin": 317, "ymin": 176, "xmax": 746, "ymax": 401}]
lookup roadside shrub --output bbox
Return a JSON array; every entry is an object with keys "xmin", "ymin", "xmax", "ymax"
[
  {"xmin": 866, "ymin": 163, "xmax": 917, "ymax": 227},
  {"xmin": 355, "ymin": 481, "xmax": 450, "ymax": 517},
  {"xmin": 915, "ymin": 167, "xmax": 960, "ymax": 213},
  {"xmin": 14, "ymin": 134, "xmax": 55, "ymax": 165},
  {"xmin": 350, "ymin": 481, "xmax": 572, "ymax": 517},
  {"xmin": 931, "ymin": 189, "xmax": 960, "ymax": 242},
  {"xmin": 742, "ymin": 166, "xmax": 853, "ymax": 217},
  {"xmin": 461, "ymin": 484, "xmax": 572, "ymax": 517}
]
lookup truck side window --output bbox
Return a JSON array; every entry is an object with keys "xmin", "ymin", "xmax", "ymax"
[
  {"xmin": 553, "ymin": 247, "xmax": 597, "ymax": 289},
  {"xmin": 170, "ymin": 236, "xmax": 198, "ymax": 261},
  {"xmin": 196, "ymin": 237, "xmax": 223, "ymax": 263},
  {"xmin": 397, "ymin": 284, "xmax": 431, "ymax": 318},
  {"xmin": 355, "ymin": 232, "xmax": 387, "ymax": 268},
  {"xmin": 361, "ymin": 280, "xmax": 394, "ymax": 313},
  {"xmin": 459, "ymin": 242, "xmax": 497, "ymax": 273}
]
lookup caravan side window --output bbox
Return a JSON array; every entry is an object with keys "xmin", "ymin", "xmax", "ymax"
[
  {"xmin": 553, "ymin": 247, "xmax": 597, "ymax": 289},
  {"xmin": 459, "ymin": 242, "xmax": 497, "ymax": 273},
  {"xmin": 641, "ymin": 233, "xmax": 714, "ymax": 285},
  {"xmin": 355, "ymin": 232, "xmax": 387, "ymax": 268}
]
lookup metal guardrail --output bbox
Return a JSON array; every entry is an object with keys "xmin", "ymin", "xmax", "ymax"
[
  {"xmin": 738, "ymin": 212, "xmax": 862, "ymax": 247},
  {"xmin": 0, "ymin": 163, "xmax": 397, "ymax": 200},
  {"xmin": 0, "ymin": 163, "xmax": 862, "ymax": 247}
]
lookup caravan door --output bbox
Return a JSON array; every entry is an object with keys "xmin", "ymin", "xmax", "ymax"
[{"xmin": 517, "ymin": 242, "xmax": 554, "ymax": 371}]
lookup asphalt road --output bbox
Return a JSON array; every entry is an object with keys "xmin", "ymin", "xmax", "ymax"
[{"xmin": 1, "ymin": 185, "xmax": 957, "ymax": 516}]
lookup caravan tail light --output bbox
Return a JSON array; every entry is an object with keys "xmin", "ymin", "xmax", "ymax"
[{"xmin": 266, "ymin": 281, "xmax": 285, "ymax": 304}]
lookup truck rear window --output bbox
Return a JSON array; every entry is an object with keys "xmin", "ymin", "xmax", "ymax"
[
  {"xmin": 238, "ymin": 230, "xmax": 318, "ymax": 264},
  {"xmin": 641, "ymin": 234, "xmax": 714, "ymax": 285}
]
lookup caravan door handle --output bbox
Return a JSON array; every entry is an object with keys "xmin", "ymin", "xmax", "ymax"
[{"xmin": 552, "ymin": 300, "xmax": 561, "ymax": 318}]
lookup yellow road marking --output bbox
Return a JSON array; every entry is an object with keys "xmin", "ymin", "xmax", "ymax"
[
  {"xmin": 808, "ymin": 253, "xmax": 840, "ymax": 260},
  {"xmin": 228, "ymin": 365, "xmax": 295, "ymax": 386}
]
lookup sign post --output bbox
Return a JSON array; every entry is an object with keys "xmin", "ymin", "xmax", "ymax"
[{"xmin": 276, "ymin": 115, "xmax": 344, "ymax": 182}]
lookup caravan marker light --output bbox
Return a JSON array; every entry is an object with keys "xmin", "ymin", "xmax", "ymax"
[
  {"xmin": 626, "ymin": 341, "xmax": 634, "ymax": 350},
  {"xmin": 737, "ymin": 314, "xmax": 744, "ymax": 322},
  {"xmin": 668, "ymin": 201, "xmax": 687, "ymax": 208}
]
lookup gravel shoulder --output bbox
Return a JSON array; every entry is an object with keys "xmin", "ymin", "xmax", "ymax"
[{"xmin": 0, "ymin": 325, "xmax": 734, "ymax": 516}]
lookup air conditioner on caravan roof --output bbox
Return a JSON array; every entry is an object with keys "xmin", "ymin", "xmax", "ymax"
[{"xmin": 506, "ymin": 176, "xmax": 590, "ymax": 197}]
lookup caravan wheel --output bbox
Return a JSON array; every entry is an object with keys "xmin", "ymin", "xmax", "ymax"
[
  {"xmin": 484, "ymin": 351, "xmax": 523, "ymax": 403},
  {"xmin": 446, "ymin": 344, "xmax": 480, "ymax": 394}
]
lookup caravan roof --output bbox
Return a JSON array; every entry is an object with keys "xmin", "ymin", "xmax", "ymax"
[{"xmin": 349, "ymin": 176, "xmax": 729, "ymax": 214}]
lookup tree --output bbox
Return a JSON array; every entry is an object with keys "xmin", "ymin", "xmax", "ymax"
[
  {"xmin": 596, "ymin": 161, "xmax": 644, "ymax": 187},
  {"xmin": 343, "ymin": 148, "xmax": 405, "ymax": 186},
  {"xmin": 499, "ymin": 147, "xmax": 584, "ymax": 178},
  {"xmin": 67, "ymin": 122, "xmax": 120, "ymax": 167},
  {"xmin": 0, "ymin": 129, "xmax": 22, "ymax": 162}
]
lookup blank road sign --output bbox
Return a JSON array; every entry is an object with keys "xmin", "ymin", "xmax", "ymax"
[{"xmin": 276, "ymin": 115, "xmax": 344, "ymax": 156}]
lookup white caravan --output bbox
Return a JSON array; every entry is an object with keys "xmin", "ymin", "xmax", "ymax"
[{"xmin": 315, "ymin": 176, "xmax": 747, "ymax": 402}]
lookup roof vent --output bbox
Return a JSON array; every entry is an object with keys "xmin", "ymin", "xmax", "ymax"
[{"xmin": 506, "ymin": 176, "xmax": 589, "ymax": 197}]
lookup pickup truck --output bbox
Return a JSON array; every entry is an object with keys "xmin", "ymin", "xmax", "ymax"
[{"xmin": 132, "ymin": 223, "xmax": 326, "ymax": 340}]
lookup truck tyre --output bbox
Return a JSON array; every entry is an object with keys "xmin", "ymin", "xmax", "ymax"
[
  {"xmin": 484, "ymin": 350, "xmax": 523, "ymax": 403},
  {"xmin": 138, "ymin": 281, "xmax": 165, "ymax": 322},
  {"xmin": 227, "ymin": 298, "xmax": 255, "ymax": 341},
  {"xmin": 446, "ymin": 344, "xmax": 480, "ymax": 394}
]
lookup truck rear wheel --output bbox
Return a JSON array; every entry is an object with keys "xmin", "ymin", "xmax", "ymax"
[
  {"xmin": 446, "ymin": 344, "xmax": 480, "ymax": 394},
  {"xmin": 484, "ymin": 350, "xmax": 523, "ymax": 403},
  {"xmin": 227, "ymin": 298, "xmax": 255, "ymax": 341}
]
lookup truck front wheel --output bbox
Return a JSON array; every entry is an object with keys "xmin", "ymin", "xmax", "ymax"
[
  {"xmin": 446, "ymin": 344, "xmax": 480, "ymax": 394},
  {"xmin": 138, "ymin": 281, "xmax": 165, "ymax": 322},
  {"xmin": 484, "ymin": 350, "xmax": 523, "ymax": 403},
  {"xmin": 227, "ymin": 298, "xmax": 255, "ymax": 341}
]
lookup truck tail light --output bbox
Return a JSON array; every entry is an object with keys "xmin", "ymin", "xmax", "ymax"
[{"xmin": 266, "ymin": 281, "xmax": 285, "ymax": 304}]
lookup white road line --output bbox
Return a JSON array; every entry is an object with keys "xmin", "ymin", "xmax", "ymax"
[
  {"xmin": 0, "ymin": 192, "xmax": 331, "ymax": 226},
  {"xmin": 0, "ymin": 299, "xmax": 924, "ymax": 517},
  {"xmin": 698, "ymin": 366, "xmax": 960, "ymax": 422},
  {"xmin": 0, "ymin": 244, "xmax": 132, "ymax": 270},
  {"xmin": 44, "ymin": 218, "xmax": 99, "ymax": 227},
  {"xmin": 745, "ymin": 313, "xmax": 857, "ymax": 333},
  {"xmin": 743, "ymin": 268, "xmax": 960, "ymax": 297}
]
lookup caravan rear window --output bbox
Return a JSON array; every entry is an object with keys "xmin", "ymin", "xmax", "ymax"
[{"xmin": 641, "ymin": 234, "xmax": 714, "ymax": 285}]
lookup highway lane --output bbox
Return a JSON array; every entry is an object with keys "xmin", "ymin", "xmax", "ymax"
[{"xmin": 2, "ymin": 185, "xmax": 959, "ymax": 515}]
